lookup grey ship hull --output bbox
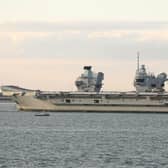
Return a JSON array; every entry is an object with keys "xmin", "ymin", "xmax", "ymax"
[{"xmin": 13, "ymin": 91, "xmax": 168, "ymax": 112}]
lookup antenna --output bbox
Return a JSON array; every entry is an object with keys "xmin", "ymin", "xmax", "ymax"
[{"xmin": 137, "ymin": 51, "xmax": 140, "ymax": 71}]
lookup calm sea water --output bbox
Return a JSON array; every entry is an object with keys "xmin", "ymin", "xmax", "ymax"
[{"xmin": 0, "ymin": 103, "xmax": 168, "ymax": 167}]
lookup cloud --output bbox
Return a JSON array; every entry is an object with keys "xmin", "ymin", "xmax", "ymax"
[
  {"xmin": 0, "ymin": 21, "xmax": 168, "ymax": 91},
  {"xmin": 1, "ymin": 21, "xmax": 168, "ymax": 32},
  {"xmin": 138, "ymin": 30, "xmax": 168, "ymax": 41},
  {"xmin": 88, "ymin": 30, "xmax": 168, "ymax": 41}
]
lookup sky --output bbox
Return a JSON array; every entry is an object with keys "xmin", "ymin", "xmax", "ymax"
[{"xmin": 0, "ymin": 0, "xmax": 168, "ymax": 91}]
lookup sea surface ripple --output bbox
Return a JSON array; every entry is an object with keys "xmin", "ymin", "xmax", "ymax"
[{"xmin": 0, "ymin": 103, "xmax": 168, "ymax": 167}]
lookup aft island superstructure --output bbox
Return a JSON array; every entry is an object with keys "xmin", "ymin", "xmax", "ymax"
[{"xmin": 2, "ymin": 57, "xmax": 168, "ymax": 112}]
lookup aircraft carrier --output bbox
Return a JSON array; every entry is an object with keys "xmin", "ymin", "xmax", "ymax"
[{"xmin": 2, "ymin": 56, "xmax": 168, "ymax": 112}]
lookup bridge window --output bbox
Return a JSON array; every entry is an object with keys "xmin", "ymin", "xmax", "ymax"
[
  {"xmin": 136, "ymin": 79, "xmax": 144, "ymax": 82},
  {"xmin": 94, "ymin": 99, "xmax": 99, "ymax": 103},
  {"xmin": 151, "ymin": 84, "xmax": 156, "ymax": 88},
  {"xmin": 65, "ymin": 99, "xmax": 71, "ymax": 103}
]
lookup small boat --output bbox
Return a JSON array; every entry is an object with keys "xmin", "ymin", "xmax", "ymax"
[{"xmin": 34, "ymin": 112, "xmax": 50, "ymax": 116}]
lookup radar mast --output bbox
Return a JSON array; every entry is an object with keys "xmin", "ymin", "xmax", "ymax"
[{"xmin": 137, "ymin": 51, "xmax": 140, "ymax": 72}]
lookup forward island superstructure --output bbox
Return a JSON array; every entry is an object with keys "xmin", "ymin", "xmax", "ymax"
[
  {"xmin": 75, "ymin": 66, "xmax": 104, "ymax": 92},
  {"xmin": 2, "ymin": 57, "xmax": 168, "ymax": 112}
]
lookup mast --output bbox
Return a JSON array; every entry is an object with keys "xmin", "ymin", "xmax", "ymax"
[{"xmin": 137, "ymin": 51, "xmax": 140, "ymax": 72}]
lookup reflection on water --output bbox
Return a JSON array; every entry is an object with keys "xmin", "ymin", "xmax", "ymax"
[{"xmin": 0, "ymin": 103, "xmax": 168, "ymax": 167}]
